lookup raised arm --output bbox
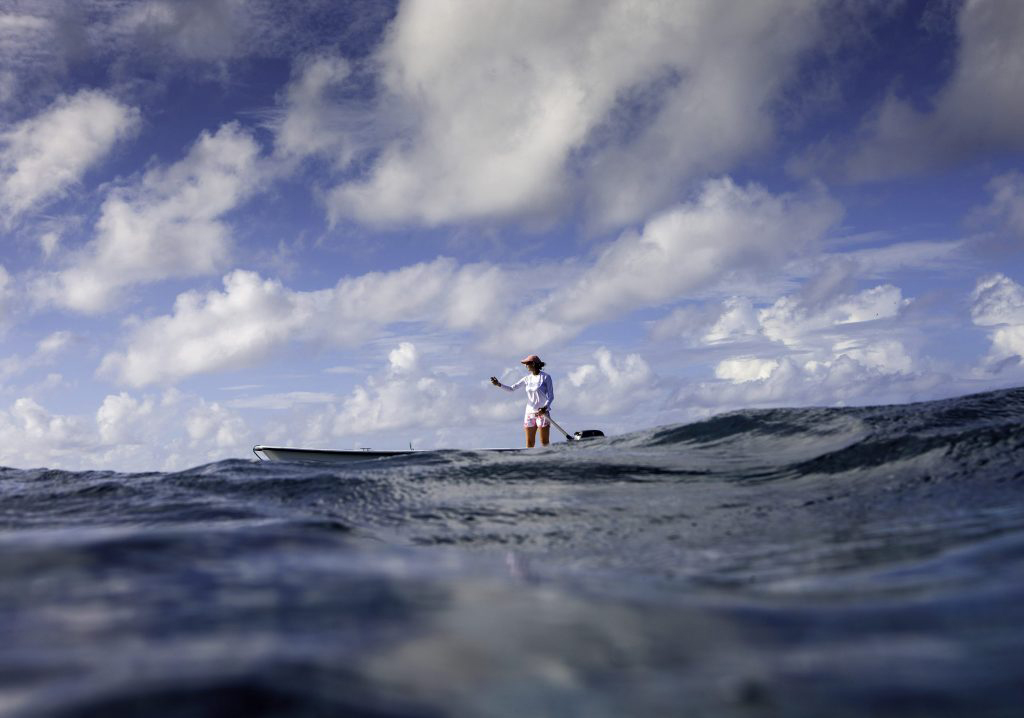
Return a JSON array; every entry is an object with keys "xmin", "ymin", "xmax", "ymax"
[{"xmin": 490, "ymin": 376, "xmax": 521, "ymax": 393}]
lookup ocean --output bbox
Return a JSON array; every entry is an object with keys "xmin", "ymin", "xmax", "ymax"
[{"xmin": 2, "ymin": 387, "xmax": 1024, "ymax": 717}]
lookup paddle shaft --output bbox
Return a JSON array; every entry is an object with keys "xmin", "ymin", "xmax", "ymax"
[{"xmin": 545, "ymin": 413, "xmax": 573, "ymax": 441}]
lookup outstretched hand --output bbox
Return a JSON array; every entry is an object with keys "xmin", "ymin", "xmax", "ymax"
[{"xmin": 490, "ymin": 376, "xmax": 500, "ymax": 386}]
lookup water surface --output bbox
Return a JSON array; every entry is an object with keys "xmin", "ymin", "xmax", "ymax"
[{"xmin": 3, "ymin": 387, "xmax": 1024, "ymax": 716}]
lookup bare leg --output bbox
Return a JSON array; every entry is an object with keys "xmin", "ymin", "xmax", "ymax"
[
  {"xmin": 539, "ymin": 425, "xmax": 550, "ymax": 446},
  {"xmin": 525, "ymin": 426, "xmax": 537, "ymax": 448}
]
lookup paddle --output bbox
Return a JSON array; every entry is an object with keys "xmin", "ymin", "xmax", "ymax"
[{"xmin": 545, "ymin": 413, "xmax": 573, "ymax": 441}]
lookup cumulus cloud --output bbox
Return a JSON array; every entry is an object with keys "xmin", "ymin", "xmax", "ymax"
[
  {"xmin": 0, "ymin": 90, "xmax": 140, "ymax": 222},
  {"xmin": 564, "ymin": 348, "xmax": 658, "ymax": 416},
  {"xmin": 317, "ymin": 0, "xmax": 824, "ymax": 229},
  {"xmin": 758, "ymin": 283, "xmax": 907, "ymax": 347},
  {"xmin": 652, "ymin": 241, "xmax": 920, "ymax": 367},
  {"xmin": 680, "ymin": 354, "xmax": 946, "ymax": 414},
  {"xmin": 840, "ymin": 0, "xmax": 1024, "ymax": 180},
  {"xmin": 702, "ymin": 298, "xmax": 762, "ymax": 345},
  {"xmin": 0, "ymin": 389, "xmax": 251, "ymax": 471},
  {"xmin": 726, "ymin": 280, "xmax": 913, "ymax": 379},
  {"xmin": 500, "ymin": 178, "xmax": 840, "ymax": 348},
  {"xmin": 655, "ymin": 261, "xmax": 922, "ymax": 414},
  {"xmin": 971, "ymin": 273, "xmax": 1024, "ymax": 365},
  {"xmin": 99, "ymin": 269, "xmax": 322, "ymax": 387},
  {"xmin": 97, "ymin": 392, "xmax": 155, "ymax": 444},
  {"xmin": 708, "ymin": 333, "xmax": 915, "ymax": 389},
  {"xmin": 250, "ymin": 341, "xmax": 484, "ymax": 447},
  {"xmin": 715, "ymin": 357, "xmax": 779, "ymax": 383},
  {"xmin": 34, "ymin": 122, "xmax": 263, "ymax": 313},
  {"xmin": 331, "ymin": 346, "xmax": 457, "ymax": 435},
  {"xmin": 668, "ymin": 275, "xmax": 947, "ymax": 413},
  {"xmin": 98, "ymin": 259, "xmax": 507, "ymax": 387},
  {"xmin": 388, "ymin": 342, "xmax": 419, "ymax": 374},
  {"xmin": 184, "ymin": 399, "xmax": 247, "ymax": 450},
  {"xmin": 3, "ymin": 397, "xmax": 88, "ymax": 447}
]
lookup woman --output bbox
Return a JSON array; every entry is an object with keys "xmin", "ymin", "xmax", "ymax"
[{"xmin": 490, "ymin": 354, "xmax": 554, "ymax": 448}]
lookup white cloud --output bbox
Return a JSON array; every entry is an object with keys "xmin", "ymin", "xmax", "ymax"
[
  {"xmin": 826, "ymin": 240, "xmax": 966, "ymax": 277},
  {"xmin": 976, "ymin": 172, "xmax": 1024, "ymax": 239},
  {"xmin": 327, "ymin": 342, "xmax": 467, "ymax": 436},
  {"xmin": 970, "ymin": 273, "xmax": 1024, "ymax": 326},
  {"xmin": 39, "ymin": 231, "xmax": 60, "ymax": 259},
  {"xmin": 5, "ymin": 396, "xmax": 87, "ymax": 445},
  {"xmin": 564, "ymin": 348, "xmax": 658, "ymax": 415},
  {"xmin": 658, "ymin": 264, "xmax": 922, "ymax": 415},
  {"xmin": 0, "ymin": 327, "xmax": 75, "ymax": 382},
  {"xmin": 388, "ymin": 342, "xmax": 419, "ymax": 373},
  {"xmin": 759, "ymin": 283, "xmax": 907, "ymax": 347},
  {"xmin": 97, "ymin": 392, "xmax": 155, "ymax": 444},
  {"xmin": 719, "ymin": 282, "xmax": 914, "ymax": 380},
  {"xmin": 0, "ymin": 389, "xmax": 251, "ymax": 471},
  {"xmin": 333, "ymin": 375, "xmax": 449, "ymax": 436},
  {"xmin": 98, "ymin": 259, "xmax": 507, "ymax": 387},
  {"xmin": 650, "ymin": 297, "xmax": 762, "ymax": 345},
  {"xmin": 34, "ymin": 122, "xmax": 263, "ymax": 313},
  {"xmin": 0, "ymin": 90, "xmax": 140, "ymax": 222},
  {"xmin": 680, "ymin": 354, "xmax": 947, "ymax": 413},
  {"xmin": 99, "ymin": 269, "xmax": 321, "ymax": 387},
  {"xmin": 35, "ymin": 330, "xmax": 72, "ymax": 357},
  {"xmin": 842, "ymin": 0, "xmax": 1024, "ymax": 180},
  {"xmin": 703, "ymin": 298, "xmax": 761, "ymax": 345},
  {"xmin": 971, "ymin": 273, "xmax": 1024, "ymax": 364},
  {"xmin": 502, "ymin": 178, "xmax": 840, "ymax": 347},
  {"xmin": 832, "ymin": 338, "xmax": 914, "ymax": 375},
  {"xmin": 184, "ymin": 399, "xmax": 247, "ymax": 449},
  {"xmin": 274, "ymin": 53, "xmax": 354, "ymax": 164},
  {"xmin": 320, "ymin": 0, "xmax": 824, "ymax": 229},
  {"xmin": 715, "ymin": 357, "xmax": 779, "ymax": 383}
]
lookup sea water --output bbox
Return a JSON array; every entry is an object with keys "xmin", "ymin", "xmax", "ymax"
[{"xmin": 2, "ymin": 387, "xmax": 1024, "ymax": 717}]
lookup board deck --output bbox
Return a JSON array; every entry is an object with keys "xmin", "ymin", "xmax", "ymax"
[{"xmin": 253, "ymin": 445, "xmax": 521, "ymax": 464}]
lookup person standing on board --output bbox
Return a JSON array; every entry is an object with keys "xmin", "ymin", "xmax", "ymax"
[{"xmin": 490, "ymin": 355, "xmax": 554, "ymax": 448}]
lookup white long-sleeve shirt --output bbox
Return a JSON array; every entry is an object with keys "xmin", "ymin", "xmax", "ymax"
[{"xmin": 499, "ymin": 371, "xmax": 554, "ymax": 414}]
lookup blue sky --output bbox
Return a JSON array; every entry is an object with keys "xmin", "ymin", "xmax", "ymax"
[{"xmin": 2, "ymin": 0, "xmax": 1024, "ymax": 470}]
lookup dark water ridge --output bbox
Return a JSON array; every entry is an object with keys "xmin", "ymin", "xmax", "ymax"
[{"xmin": 2, "ymin": 388, "xmax": 1024, "ymax": 716}]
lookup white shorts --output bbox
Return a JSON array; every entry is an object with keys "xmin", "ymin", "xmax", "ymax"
[{"xmin": 524, "ymin": 411, "xmax": 550, "ymax": 429}]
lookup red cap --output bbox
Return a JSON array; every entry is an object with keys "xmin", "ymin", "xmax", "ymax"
[{"xmin": 520, "ymin": 354, "xmax": 542, "ymax": 365}]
